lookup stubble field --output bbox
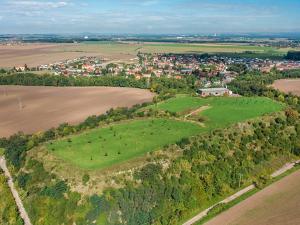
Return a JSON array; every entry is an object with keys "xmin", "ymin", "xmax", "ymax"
[
  {"xmin": 205, "ymin": 169, "xmax": 300, "ymax": 225},
  {"xmin": 0, "ymin": 85, "xmax": 154, "ymax": 137},
  {"xmin": 272, "ymin": 79, "xmax": 300, "ymax": 96},
  {"xmin": 0, "ymin": 42, "xmax": 294, "ymax": 68}
]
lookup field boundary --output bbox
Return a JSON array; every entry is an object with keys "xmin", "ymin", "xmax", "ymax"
[
  {"xmin": 0, "ymin": 156, "xmax": 32, "ymax": 225},
  {"xmin": 183, "ymin": 160, "xmax": 300, "ymax": 225}
]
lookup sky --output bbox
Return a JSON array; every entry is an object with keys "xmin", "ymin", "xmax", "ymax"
[{"xmin": 0, "ymin": 0, "xmax": 300, "ymax": 34}]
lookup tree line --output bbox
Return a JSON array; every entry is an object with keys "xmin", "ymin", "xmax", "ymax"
[
  {"xmin": 0, "ymin": 73, "xmax": 196, "ymax": 95},
  {"xmin": 0, "ymin": 69, "xmax": 300, "ymax": 224}
]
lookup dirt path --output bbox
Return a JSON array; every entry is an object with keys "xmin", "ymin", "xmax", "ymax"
[
  {"xmin": 184, "ymin": 105, "xmax": 211, "ymax": 119},
  {"xmin": 0, "ymin": 156, "xmax": 32, "ymax": 225},
  {"xmin": 183, "ymin": 160, "xmax": 300, "ymax": 225}
]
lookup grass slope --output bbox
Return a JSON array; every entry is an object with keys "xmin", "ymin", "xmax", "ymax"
[
  {"xmin": 46, "ymin": 96, "xmax": 283, "ymax": 171},
  {"xmin": 151, "ymin": 96, "xmax": 283, "ymax": 128},
  {"xmin": 199, "ymin": 97, "xmax": 284, "ymax": 129},
  {"xmin": 47, "ymin": 118, "xmax": 203, "ymax": 170}
]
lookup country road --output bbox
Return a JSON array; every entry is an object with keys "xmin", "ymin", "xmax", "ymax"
[
  {"xmin": 0, "ymin": 156, "xmax": 32, "ymax": 225},
  {"xmin": 183, "ymin": 160, "xmax": 300, "ymax": 225}
]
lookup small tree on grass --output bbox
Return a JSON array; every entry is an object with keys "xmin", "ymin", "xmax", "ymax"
[
  {"xmin": 104, "ymin": 152, "xmax": 108, "ymax": 157},
  {"xmin": 82, "ymin": 174, "xmax": 90, "ymax": 185}
]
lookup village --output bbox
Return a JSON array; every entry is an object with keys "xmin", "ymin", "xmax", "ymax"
[{"xmin": 13, "ymin": 53, "xmax": 300, "ymax": 89}]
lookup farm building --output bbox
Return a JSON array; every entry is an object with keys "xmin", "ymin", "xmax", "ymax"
[{"xmin": 198, "ymin": 88, "xmax": 232, "ymax": 97}]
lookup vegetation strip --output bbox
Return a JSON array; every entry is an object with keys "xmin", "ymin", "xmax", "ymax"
[
  {"xmin": 183, "ymin": 160, "xmax": 300, "ymax": 225},
  {"xmin": 0, "ymin": 156, "xmax": 32, "ymax": 225},
  {"xmin": 200, "ymin": 163, "xmax": 300, "ymax": 225}
]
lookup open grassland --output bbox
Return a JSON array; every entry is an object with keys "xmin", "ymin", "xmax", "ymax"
[
  {"xmin": 272, "ymin": 79, "xmax": 300, "ymax": 96},
  {"xmin": 150, "ymin": 96, "xmax": 284, "ymax": 128},
  {"xmin": 47, "ymin": 118, "xmax": 203, "ymax": 170},
  {"xmin": 1, "ymin": 42, "xmax": 296, "ymax": 67},
  {"xmin": 46, "ymin": 96, "xmax": 283, "ymax": 171},
  {"xmin": 0, "ymin": 86, "xmax": 154, "ymax": 137},
  {"xmin": 205, "ymin": 169, "xmax": 300, "ymax": 225}
]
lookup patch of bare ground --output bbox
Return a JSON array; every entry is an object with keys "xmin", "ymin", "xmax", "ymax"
[
  {"xmin": 205, "ymin": 169, "xmax": 300, "ymax": 225},
  {"xmin": 27, "ymin": 143, "xmax": 180, "ymax": 195},
  {"xmin": 184, "ymin": 105, "xmax": 211, "ymax": 118},
  {"xmin": 272, "ymin": 79, "xmax": 300, "ymax": 96},
  {"xmin": 0, "ymin": 43, "xmax": 137, "ymax": 67},
  {"xmin": 0, "ymin": 86, "xmax": 154, "ymax": 137}
]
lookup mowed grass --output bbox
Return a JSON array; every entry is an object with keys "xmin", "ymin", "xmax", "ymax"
[
  {"xmin": 47, "ymin": 119, "xmax": 203, "ymax": 170},
  {"xmin": 46, "ymin": 96, "xmax": 283, "ymax": 171},
  {"xmin": 150, "ymin": 96, "xmax": 284, "ymax": 129}
]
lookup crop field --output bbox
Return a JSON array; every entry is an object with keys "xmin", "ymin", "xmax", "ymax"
[
  {"xmin": 0, "ymin": 86, "xmax": 154, "ymax": 138},
  {"xmin": 47, "ymin": 118, "xmax": 203, "ymax": 170},
  {"xmin": 150, "ymin": 96, "xmax": 283, "ymax": 129},
  {"xmin": 205, "ymin": 169, "xmax": 300, "ymax": 225},
  {"xmin": 1, "ymin": 42, "xmax": 296, "ymax": 67},
  {"xmin": 272, "ymin": 79, "xmax": 300, "ymax": 96}
]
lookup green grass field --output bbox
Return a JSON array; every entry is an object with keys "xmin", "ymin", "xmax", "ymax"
[
  {"xmin": 0, "ymin": 148, "xmax": 4, "ymax": 156},
  {"xmin": 47, "ymin": 118, "xmax": 203, "ymax": 170},
  {"xmin": 46, "ymin": 96, "xmax": 284, "ymax": 171},
  {"xmin": 150, "ymin": 96, "xmax": 284, "ymax": 129}
]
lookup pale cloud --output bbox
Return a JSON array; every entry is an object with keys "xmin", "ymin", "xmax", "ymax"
[
  {"xmin": 8, "ymin": 0, "xmax": 69, "ymax": 9},
  {"xmin": 0, "ymin": 0, "xmax": 299, "ymax": 34}
]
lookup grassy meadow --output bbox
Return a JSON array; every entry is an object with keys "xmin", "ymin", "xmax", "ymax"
[
  {"xmin": 47, "ymin": 118, "xmax": 203, "ymax": 170},
  {"xmin": 150, "ymin": 96, "xmax": 284, "ymax": 128},
  {"xmin": 46, "ymin": 95, "xmax": 284, "ymax": 171}
]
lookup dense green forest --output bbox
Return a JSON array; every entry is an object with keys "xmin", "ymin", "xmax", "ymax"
[{"xmin": 0, "ymin": 70, "xmax": 300, "ymax": 224}]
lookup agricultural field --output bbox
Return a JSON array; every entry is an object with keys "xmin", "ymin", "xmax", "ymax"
[
  {"xmin": 47, "ymin": 118, "xmax": 203, "ymax": 170},
  {"xmin": 205, "ymin": 169, "xmax": 300, "ymax": 225},
  {"xmin": 272, "ymin": 79, "xmax": 300, "ymax": 96},
  {"xmin": 45, "ymin": 96, "xmax": 284, "ymax": 171},
  {"xmin": 0, "ymin": 86, "xmax": 154, "ymax": 137},
  {"xmin": 0, "ymin": 41, "xmax": 296, "ymax": 67}
]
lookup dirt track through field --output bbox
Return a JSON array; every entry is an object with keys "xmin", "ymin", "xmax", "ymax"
[
  {"xmin": 272, "ymin": 79, "xmax": 300, "ymax": 96},
  {"xmin": 0, "ymin": 156, "xmax": 32, "ymax": 225},
  {"xmin": 205, "ymin": 169, "xmax": 300, "ymax": 225},
  {"xmin": 0, "ymin": 86, "xmax": 154, "ymax": 137}
]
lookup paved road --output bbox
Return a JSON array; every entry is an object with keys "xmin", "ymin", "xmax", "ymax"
[
  {"xmin": 183, "ymin": 160, "xmax": 300, "ymax": 225},
  {"xmin": 0, "ymin": 156, "xmax": 32, "ymax": 225}
]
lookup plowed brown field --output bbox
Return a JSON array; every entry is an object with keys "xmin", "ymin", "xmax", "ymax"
[
  {"xmin": 272, "ymin": 79, "xmax": 300, "ymax": 96},
  {"xmin": 0, "ymin": 86, "xmax": 154, "ymax": 137},
  {"xmin": 205, "ymin": 169, "xmax": 300, "ymax": 225}
]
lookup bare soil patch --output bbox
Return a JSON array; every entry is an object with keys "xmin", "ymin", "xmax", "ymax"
[
  {"xmin": 205, "ymin": 169, "xmax": 300, "ymax": 225},
  {"xmin": 272, "ymin": 79, "xmax": 300, "ymax": 96},
  {"xmin": 0, "ymin": 43, "xmax": 137, "ymax": 68},
  {"xmin": 0, "ymin": 86, "xmax": 154, "ymax": 137},
  {"xmin": 0, "ymin": 44, "xmax": 80, "ymax": 67}
]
